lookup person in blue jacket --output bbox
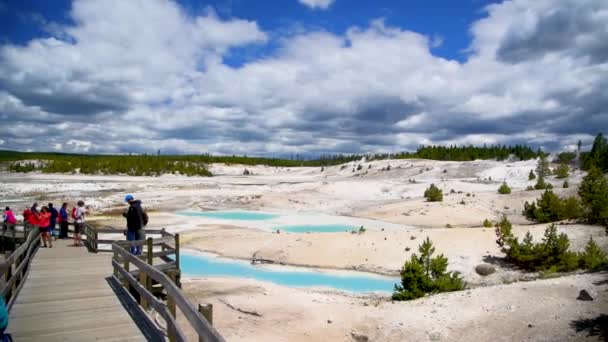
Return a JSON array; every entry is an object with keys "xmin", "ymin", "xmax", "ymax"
[
  {"xmin": 59, "ymin": 203, "xmax": 69, "ymax": 239},
  {"xmin": 48, "ymin": 203, "xmax": 58, "ymax": 239}
]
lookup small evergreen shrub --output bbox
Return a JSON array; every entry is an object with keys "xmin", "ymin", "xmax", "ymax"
[
  {"xmin": 392, "ymin": 237, "xmax": 465, "ymax": 301},
  {"xmin": 579, "ymin": 237, "xmax": 608, "ymax": 271},
  {"xmin": 578, "ymin": 166, "xmax": 608, "ymax": 229},
  {"xmin": 498, "ymin": 182, "xmax": 512, "ymax": 194},
  {"xmin": 528, "ymin": 169, "xmax": 536, "ymax": 180},
  {"xmin": 357, "ymin": 164, "xmax": 363, "ymax": 171},
  {"xmin": 555, "ymin": 164, "xmax": 570, "ymax": 179},
  {"xmin": 526, "ymin": 186, "xmax": 534, "ymax": 191},
  {"xmin": 495, "ymin": 219, "xmax": 580, "ymax": 272},
  {"xmin": 534, "ymin": 177, "xmax": 553, "ymax": 190},
  {"xmin": 522, "ymin": 190, "xmax": 582, "ymax": 223},
  {"xmin": 424, "ymin": 184, "xmax": 443, "ymax": 202},
  {"xmin": 563, "ymin": 180, "xmax": 569, "ymax": 188},
  {"xmin": 483, "ymin": 219, "xmax": 493, "ymax": 228}
]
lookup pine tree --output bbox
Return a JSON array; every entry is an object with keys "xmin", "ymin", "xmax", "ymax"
[
  {"xmin": 555, "ymin": 164, "xmax": 569, "ymax": 179},
  {"xmin": 536, "ymin": 153, "xmax": 550, "ymax": 179},
  {"xmin": 578, "ymin": 166, "xmax": 608, "ymax": 228},
  {"xmin": 392, "ymin": 237, "xmax": 464, "ymax": 301},
  {"xmin": 580, "ymin": 237, "xmax": 608, "ymax": 271},
  {"xmin": 498, "ymin": 181, "xmax": 512, "ymax": 194},
  {"xmin": 528, "ymin": 169, "xmax": 536, "ymax": 180},
  {"xmin": 424, "ymin": 184, "xmax": 443, "ymax": 202}
]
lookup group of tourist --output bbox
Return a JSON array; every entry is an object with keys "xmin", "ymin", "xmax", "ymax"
[
  {"xmin": 2, "ymin": 201, "xmax": 88, "ymax": 248},
  {"xmin": 1, "ymin": 194, "xmax": 148, "ymax": 255}
]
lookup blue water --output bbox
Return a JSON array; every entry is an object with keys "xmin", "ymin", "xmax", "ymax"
[
  {"xmin": 181, "ymin": 253, "xmax": 397, "ymax": 293},
  {"xmin": 278, "ymin": 224, "xmax": 355, "ymax": 233},
  {"xmin": 178, "ymin": 210, "xmax": 279, "ymax": 221}
]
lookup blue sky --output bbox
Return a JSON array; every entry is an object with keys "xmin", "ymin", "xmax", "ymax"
[
  {"xmin": 0, "ymin": 0, "xmax": 605, "ymax": 155},
  {"xmin": 2, "ymin": 0, "xmax": 498, "ymax": 62}
]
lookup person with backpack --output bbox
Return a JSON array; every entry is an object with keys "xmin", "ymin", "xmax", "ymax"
[
  {"xmin": 48, "ymin": 203, "xmax": 58, "ymax": 240},
  {"xmin": 58, "ymin": 203, "xmax": 69, "ymax": 239},
  {"xmin": 122, "ymin": 195, "xmax": 148, "ymax": 255},
  {"xmin": 72, "ymin": 200, "xmax": 87, "ymax": 247}
]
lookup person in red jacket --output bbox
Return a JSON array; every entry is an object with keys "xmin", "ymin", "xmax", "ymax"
[
  {"xmin": 36, "ymin": 206, "xmax": 52, "ymax": 248},
  {"xmin": 23, "ymin": 207, "xmax": 32, "ymax": 225}
]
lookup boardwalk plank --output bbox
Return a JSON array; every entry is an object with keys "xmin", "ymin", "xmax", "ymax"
[{"xmin": 7, "ymin": 239, "xmax": 153, "ymax": 341}]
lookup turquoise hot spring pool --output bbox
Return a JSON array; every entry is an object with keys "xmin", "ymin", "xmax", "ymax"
[{"xmin": 181, "ymin": 252, "xmax": 397, "ymax": 293}]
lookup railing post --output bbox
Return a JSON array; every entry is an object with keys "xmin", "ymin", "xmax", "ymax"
[
  {"xmin": 112, "ymin": 248, "xmax": 119, "ymax": 279},
  {"xmin": 199, "ymin": 303, "xmax": 213, "ymax": 327},
  {"xmin": 167, "ymin": 270, "xmax": 177, "ymax": 342},
  {"xmin": 147, "ymin": 238, "xmax": 153, "ymax": 266},
  {"xmin": 123, "ymin": 256, "xmax": 130, "ymax": 289},
  {"xmin": 175, "ymin": 233, "xmax": 180, "ymax": 270},
  {"xmin": 94, "ymin": 229, "xmax": 99, "ymax": 252},
  {"xmin": 5, "ymin": 251, "xmax": 12, "ymax": 303}
]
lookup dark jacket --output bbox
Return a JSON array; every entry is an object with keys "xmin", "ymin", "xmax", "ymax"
[
  {"xmin": 49, "ymin": 207, "xmax": 58, "ymax": 225},
  {"xmin": 59, "ymin": 207, "xmax": 68, "ymax": 221},
  {"xmin": 123, "ymin": 200, "xmax": 147, "ymax": 231}
]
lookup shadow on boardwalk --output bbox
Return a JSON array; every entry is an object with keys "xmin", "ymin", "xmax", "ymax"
[{"xmin": 106, "ymin": 277, "xmax": 165, "ymax": 342}]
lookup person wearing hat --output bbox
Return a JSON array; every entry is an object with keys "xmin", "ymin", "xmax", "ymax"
[
  {"xmin": 122, "ymin": 195, "xmax": 148, "ymax": 255},
  {"xmin": 72, "ymin": 200, "xmax": 87, "ymax": 247}
]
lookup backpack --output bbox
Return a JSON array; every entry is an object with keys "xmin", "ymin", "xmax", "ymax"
[
  {"xmin": 142, "ymin": 210, "xmax": 149, "ymax": 226},
  {"xmin": 71, "ymin": 207, "xmax": 78, "ymax": 220}
]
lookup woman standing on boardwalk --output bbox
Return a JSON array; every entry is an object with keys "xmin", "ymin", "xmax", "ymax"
[{"xmin": 36, "ymin": 206, "xmax": 52, "ymax": 248}]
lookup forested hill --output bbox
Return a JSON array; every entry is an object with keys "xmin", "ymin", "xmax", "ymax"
[{"xmin": 0, "ymin": 144, "xmax": 542, "ymax": 177}]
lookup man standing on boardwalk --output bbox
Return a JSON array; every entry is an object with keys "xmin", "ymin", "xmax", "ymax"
[
  {"xmin": 123, "ymin": 195, "xmax": 148, "ymax": 255},
  {"xmin": 48, "ymin": 203, "xmax": 58, "ymax": 240},
  {"xmin": 73, "ymin": 200, "xmax": 87, "ymax": 246},
  {"xmin": 59, "ymin": 203, "xmax": 69, "ymax": 239}
]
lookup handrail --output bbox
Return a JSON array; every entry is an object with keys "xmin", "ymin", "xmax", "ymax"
[
  {"xmin": 0, "ymin": 224, "xmax": 40, "ymax": 310},
  {"xmin": 81, "ymin": 224, "xmax": 170, "ymax": 253},
  {"xmin": 112, "ymin": 236, "xmax": 223, "ymax": 342}
]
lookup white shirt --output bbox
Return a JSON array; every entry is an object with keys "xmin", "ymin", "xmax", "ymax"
[{"xmin": 75, "ymin": 206, "xmax": 86, "ymax": 223}]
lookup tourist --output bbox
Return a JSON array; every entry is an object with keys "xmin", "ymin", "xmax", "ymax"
[
  {"xmin": 2, "ymin": 207, "xmax": 16, "ymax": 231},
  {"xmin": 30, "ymin": 202, "xmax": 38, "ymax": 214},
  {"xmin": 73, "ymin": 200, "xmax": 87, "ymax": 247},
  {"xmin": 59, "ymin": 202, "xmax": 69, "ymax": 239},
  {"xmin": 22, "ymin": 206, "xmax": 32, "ymax": 225},
  {"xmin": 0, "ymin": 297, "xmax": 9, "ymax": 341},
  {"xmin": 48, "ymin": 203, "xmax": 58, "ymax": 240},
  {"xmin": 122, "ymin": 195, "xmax": 148, "ymax": 255},
  {"xmin": 37, "ymin": 206, "xmax": 52, "ymax": 248}
]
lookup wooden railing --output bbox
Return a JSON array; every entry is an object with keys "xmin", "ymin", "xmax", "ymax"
[
  {"xmin": 0, "ymin": 225, "xmax": 40, "ymax": 310},
  {"xmin": 111, "ymin": 233, "xmax": 225, "ymax": 342},
  {"xmin": 82, "ymin": 225, "xmax": 172, "ymax": 253}
]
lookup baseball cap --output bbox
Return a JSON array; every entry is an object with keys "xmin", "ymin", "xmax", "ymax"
[{"xmin": 124, "ymin": 194, "xmax": 134, "ymax": 202}]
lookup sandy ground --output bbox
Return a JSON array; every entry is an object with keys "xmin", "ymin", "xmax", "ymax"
[
  {"xmin": 180, "ymin": 272, "xmax": 608, "ymax": 342},
  {"xmin": 1, "ymin": 157, "xmax": 606, "ymax": 341}
]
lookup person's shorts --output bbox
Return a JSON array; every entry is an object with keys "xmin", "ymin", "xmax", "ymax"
[
  {"xmin": 74, "ymin": 223, "xmax": 84, "ymax": 234},
  {"xmin": 39, "ymin": 227, "xmax": 49, "ymax": 233}
]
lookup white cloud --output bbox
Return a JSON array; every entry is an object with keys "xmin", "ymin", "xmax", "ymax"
[
  {"xmin": 0, "ymin": 0, "xmax": 606, "ymax": 155},
  {"xmin": 298, "ymin": 0, "xmax": 335, "ymax": 10}
]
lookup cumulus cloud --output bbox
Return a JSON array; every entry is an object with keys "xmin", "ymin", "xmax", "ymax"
[
  {"xmin": 298, "ymin": 0, "xmax": 335, "ymax": 10},
  {"xmin": 0, "ymin": 0, "xmax": 606, "ymax": 155}
]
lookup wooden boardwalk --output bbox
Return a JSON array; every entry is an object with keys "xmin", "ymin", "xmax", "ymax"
[{"xmin": 7, "ymin": 239, "xmax": 161, "ymax": 341}]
